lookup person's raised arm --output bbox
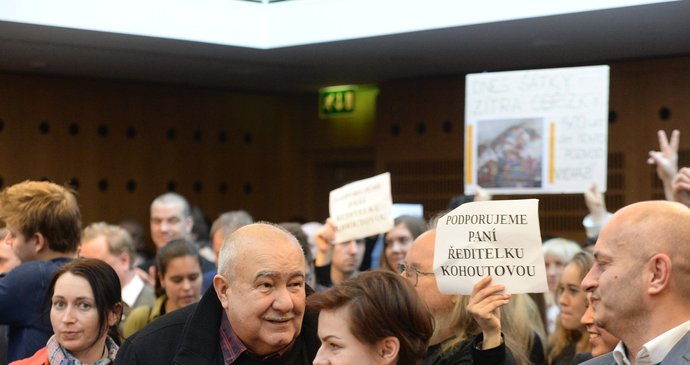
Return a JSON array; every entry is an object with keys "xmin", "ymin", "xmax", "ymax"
[
  {"xmin": 314, "ymin": 218, "xmax": 336, "ymax": 267},
  {"xmin": 672, "ymin": 167, "xmax": 690, "ymax": 208},
  {"xmin": 582, "ymin": 183, "xmax": 612, "ymax": 240},
  {"xmin": 647, "ymin": 129, "xmax": 680, "ymax": 201}
]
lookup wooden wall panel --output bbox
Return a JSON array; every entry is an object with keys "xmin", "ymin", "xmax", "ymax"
[
  {"xmin": 0, "ymin": 74, "xmax": 311, "ymax": 244},
  {"xmin": 1, "ymin": 55, "xmax": 689, "ymax": 245}
]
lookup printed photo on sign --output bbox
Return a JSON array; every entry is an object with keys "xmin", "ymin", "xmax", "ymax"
[{"xmin": 477, "ymin": 118, "xmax": 545, "ymax": 189}]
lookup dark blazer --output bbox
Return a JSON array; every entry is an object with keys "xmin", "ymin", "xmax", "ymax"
[
  {"xmin": 115, "ymin": 286, "xmax": 320, "ymax": 365},
  {"xmin": 579, "ymin": 330, "xmax": 690, "ymax": 365}
]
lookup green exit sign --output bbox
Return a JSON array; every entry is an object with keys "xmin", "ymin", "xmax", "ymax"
[{"xmin": 320, "ymin": 87, "xmax": 355, "ymax": 118}]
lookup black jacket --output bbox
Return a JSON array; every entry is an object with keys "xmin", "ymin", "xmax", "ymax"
[{"xmin": 115, "ymin": 287, "xmax": 320, "ymax": 365}]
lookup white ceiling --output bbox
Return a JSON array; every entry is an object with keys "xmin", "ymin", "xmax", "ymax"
[{"xmin": 1, "ymin": 1, "xmax": 689, "ymax": 93}]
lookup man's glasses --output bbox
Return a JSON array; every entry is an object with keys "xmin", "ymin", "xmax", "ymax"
[{"xmin": 399, "ymin": 263, "xmax": 434, "ymax": 287}]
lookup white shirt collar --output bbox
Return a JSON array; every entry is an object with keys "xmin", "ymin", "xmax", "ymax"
[
  {"xmin": 121, "ymin": 273, "xmax": 145, "ymax": 308},
  {"xmin": 612, "ymin": 320, "xmax": 690, "ymax": 365}
]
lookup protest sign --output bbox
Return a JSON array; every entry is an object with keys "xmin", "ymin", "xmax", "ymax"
[
  {"xmin": 465, "ymin": 65, "xmax": 609, "ymax": 195},
  {"xmin": 434, "ymin": 199, "xmax": 548, "ymax": 294},
  {"xmin": 329, "ymin": 172, "xmax": 394, "ymax": 243}
]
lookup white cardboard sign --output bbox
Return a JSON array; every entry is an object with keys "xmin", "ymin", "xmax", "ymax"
[
  {"xmin": 464, "ymin": 65, "xmax": 610, "ymax": 195},
  {"xmin": 434, "ymin": 199, "xmax": 548, "ymax": 294},
  {"xmin": 329, "ymin": 172, "xmax": 394, "ymax": 243}
]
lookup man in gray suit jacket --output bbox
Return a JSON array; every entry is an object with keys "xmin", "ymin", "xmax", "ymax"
[{"xmin": 580, "ymin": 200, "xmax": 690, "ymax": 365}]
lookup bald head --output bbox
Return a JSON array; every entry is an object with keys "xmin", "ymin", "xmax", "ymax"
[
  {"xmin": 217, "ymin": 222, "xmax": 304, "ymax": 279},
  {"xmin": 605, "ymin": 200, "xmax": 690, "ymax": 259}
]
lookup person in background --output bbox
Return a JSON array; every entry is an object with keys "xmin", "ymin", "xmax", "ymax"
[
  {"xmin": 0, "ymin": 229, "xmax": 20, "ymax": 273},
  {"xmin": 405, "ymin": 229, "xmax": 522, "ymax": 365},
  {"xmin": 202, "ymin": 210, "xmax": 254, "ymax": 290},
  {"xmin": 542, "ymin": 238, "xmax": 582, "ymax": 334},
  {"xmin": 10, "ymin": 258, "xmax": 122, "ymax": 365},
  {"xmin": 314, "ymin": 218, "xmax": 366, "ymax": 290},
  {"xmin": 0, "ymin": 181, "xmax": 80, "ymax": 362},
  {"xmin": 79, "ymin": 222, "xmax": 155, "ymax": 327},
  {"xmin": 122, "ymin": 239, "xmax": 203, "ymax": 338},
  {"xmin": 379, "ymin": 215, "xmax": 427, "ymax": 273},
  {"xmin": 280, "ymin": 222, "xmax": 317, "ymax": 289},
  {"xmin": 142, "ymin": 193, "xmax": 214, "ymax": 281},
  {"xmin": 548, "ymin": 251, "xmax": 592, "ymax": 365},
  {"xmin": 572, "ymin": 293, "xmax": 619, "ymax": 364},
  {"xmin": 308, "ymin": 270, "xmax": 433, "ymax": 365},
  {"xmin": 149, "ymin": 193, "xmax": 194, "ymax": 250},
  {"xmin": 118, "ymin": 218, "xmax": 150, "ymax": 268},
  {"xmin": 209, "ymin": 210, "xmax": 254, "ymax": 263},
  {"xmin": 0, "ymin": 228, "xmax": 21, "ymax": 364}
]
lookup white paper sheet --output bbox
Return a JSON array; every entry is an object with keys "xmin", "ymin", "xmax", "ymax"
[
  {"xmin": 329, "ymin": 172, "xmax": 394, "ymax": 243},
  {"xmin": 434, "ymin": 199, "xmax": 548, "ymax": 294}
]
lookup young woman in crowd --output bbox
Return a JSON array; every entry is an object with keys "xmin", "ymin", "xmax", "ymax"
[
  {"xmin": 11, "ymin": 258, "xmax": 122, "ymax": 365},
  {"xmin": 122, "ymin": 239, "xmax": 203, "ymax": 338},
  {"xmin": 379, "ymin": 215, "xmax": 427, "ymax": 272},
  {"xmin": 307, "ymin": 270, "xmax": 434, "ymax": 365},
  {"xmin": 548, "ymin": 251, "xmax": 593, "ymax": 365},
  {"xmin": 572, "ymin": 293, "xmax": 619, "ymax": 363},
  {"xmin": 542, "ymin": 238, "xmax": 582, "ymax": 334}
]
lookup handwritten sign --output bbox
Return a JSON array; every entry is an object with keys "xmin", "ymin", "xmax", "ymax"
[
  {"xmin": 434, "ymin": 199, "xmax": 548, "ymax": 294},
  {"xmin": 329, "ymin": 172, "xmax": 394, "ymax": 243},
  {"xmin": 465, "ymin": 65, "xmax": 609, "ymax": 195}
]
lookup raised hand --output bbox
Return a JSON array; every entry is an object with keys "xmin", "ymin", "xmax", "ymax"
[
  {"xmin": 648, "ymin": 129, "xmax": 680, "ymax": 200},
  {"xmin": 467, "ymin": 276, "xmax": 510, "ymax": 349}
]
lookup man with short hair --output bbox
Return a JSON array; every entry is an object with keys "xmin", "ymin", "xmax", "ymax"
[
  {"xmin": 0, "ymin": 181, "xmax": 80, "ymax": 362},
  {"xmin": 150, "ymin": 192, "xmax": 194, "ymax": 249},
  {"xmin": 116, "ymin": 222, "xmax": 320, "ymax": 364},
  {"xmin": 313, "ymin": 219, "xmax": 366, "ymax": 289},
  {"xmin": 580, "ymin": 200, "xmax": 690, "ymax": 365},
  {"xmin": 142, "ymin": 192, "xmax": 214, "ymax": 274},
  {"xmin": 210, "ymin": 210, "xmax": 253, "ymax": 260},
  {"xmin": 79, "ymin": 222, "xmax": 155, "ymax": 320}
]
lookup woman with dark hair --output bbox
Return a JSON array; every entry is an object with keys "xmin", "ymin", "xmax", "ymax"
[
  {"xmin": 380, "ymin": 215, "xmax": 427, "ymax": 273},
  {"xmin": 122, "ymin": 239, "xmax": 202, "ymax": 338},
  {"xmin": 10, "ymin": 258, "xmax": 123, "ymax": 364},
  {"xmin": 307, "ymin": 270, "xmax": 434, "ymax": 365}
]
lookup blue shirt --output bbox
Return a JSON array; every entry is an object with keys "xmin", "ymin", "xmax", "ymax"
[{"xmin": 0, "ymin": 257, "xmax": 72, "ymax": 362}]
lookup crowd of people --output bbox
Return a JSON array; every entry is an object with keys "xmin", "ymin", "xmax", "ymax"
[{"xmin": 0, "ymin": 128, "xmax": 689, "ymax": 365}]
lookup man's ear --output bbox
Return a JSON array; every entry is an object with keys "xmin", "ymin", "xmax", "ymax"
[
  {"xmin": 376, "ymin": 336, "xmax": 400, "ymax": 365},
  {"xmin": 33, "ymin": 232, "xmax": 47, "ymax": 253},
  {"xmin": 213, "ymin": 274, "xmax": 230, "ymax": 309},
  {"xmin": 648, "ymin": 253, "xmax": 672, "ymax": 295}
]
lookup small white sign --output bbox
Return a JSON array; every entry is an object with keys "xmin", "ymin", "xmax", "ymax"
[
  {"xmin": 329, "ymin": 172, "xmax": 394, "ymax": 243},
  {"xmin": 434, "ymin": 199, "xmax": 548, "ymax": 294}
]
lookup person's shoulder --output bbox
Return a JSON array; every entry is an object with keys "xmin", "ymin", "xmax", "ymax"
[
  {"xmin": 118, "ymin": 304, "xmax": 197, "ymax": 363},
  {"xmin": 8, "ymin": 346, "xmax": 48, "ymax": 365},
  {"xmin": 133, "ymin": 301, "xmax": 195, "ymax": 339}
]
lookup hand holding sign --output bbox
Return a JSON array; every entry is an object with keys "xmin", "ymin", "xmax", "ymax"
[
  {"xmin": 434, "ymin": 199, "xmax": 547, "ymax": 294},
  {"xmin": 467, "ymin": 276, "xmax": 510, "ymax": 349}
]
